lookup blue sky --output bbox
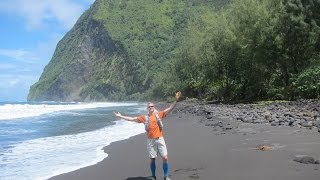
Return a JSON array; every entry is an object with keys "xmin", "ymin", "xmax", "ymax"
[{"xmin": 0, "ymin": 0, "xmax": 95, "ymax": 102}]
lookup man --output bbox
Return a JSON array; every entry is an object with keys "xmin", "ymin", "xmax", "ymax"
[{"xmin": 113, "ymin": 91, "xmax": 181, "ymax": 180}]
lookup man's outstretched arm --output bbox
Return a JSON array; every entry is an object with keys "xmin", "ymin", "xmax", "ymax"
[
  {"xmin": 113, "ymin": 112, "xmax": 139, "ymax": 123},
  {"xmin": 164, "ymin": 91, "xmax": 182, "ymax": 114}
]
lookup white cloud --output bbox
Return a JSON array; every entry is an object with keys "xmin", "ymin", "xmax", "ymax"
[
  {"xmin": 0, "ymin": 74, "xmax": 38, "ymax": 88},
  {"xmin": 0, "ymin": 62, "xmax": 35, "ymax": 74},
  {"xmin": 0, "ymin": 33, "xmax": 62, "ymax": 69},
  {"xmin": 0, "ymin": 0, "xmax": 93, "ymax": 101},
  {"xmin": 0, "ymin": 63, "xmax": 15, "ymax": 70},
  {"xmin": 0, "ymin": 33, "xmax": 63, "ymax": 101},
  {"xmin": 8, "ymin": 78, "xmax": 19, "ymax": 86},
  {"xmin": 0, "ymin": 49, "xmax": 39, "ymax": 63},
  {"xmin": 0, "ymin": 74, "xmax": 38, "ymax": 101},
  {"xmin": 0, "ymin": 0, "xmax": 88, "ymax": 30}
]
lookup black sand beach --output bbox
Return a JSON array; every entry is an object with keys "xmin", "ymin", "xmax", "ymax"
[{"xmin": 49, "ymin": 100, "xmax": 320, "ymax": 180}]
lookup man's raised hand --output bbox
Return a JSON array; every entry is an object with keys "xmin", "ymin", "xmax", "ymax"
[
  {"xmin": 113, "ymin": 112, "xmax": 122, "ymax": 118},
  {"xmin": 175, "ymin": 91, "xmax": 182, "ymax": 101}
]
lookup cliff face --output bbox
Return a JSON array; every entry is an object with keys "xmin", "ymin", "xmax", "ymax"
[
  {"xmin": 28, "ymin": 3, "xmax": 122, "ymax": 101},
  {"xmin": 28, "ymin": 0, "xmax": 230, "ymax": 102}
]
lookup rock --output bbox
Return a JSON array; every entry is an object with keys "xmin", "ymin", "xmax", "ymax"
[
  {"xmin": 288, "ymin": 119, "xmax": 295, "ymax": 126},
  {"xmin": 256, "ymin": 145, "xmax": 272, "ymax": 151},
  {"xmin": 293, "ymin": 156, "xmax": 319, "ymax": 164},
  {"xmin": 205, "ymin": 123, "xmax": 214, "ymax": 127},
  {"xmin": 300, "ymin": 121, "xmax": 313, "ymax": 128},
  {"xmin": 293, "ymin": 119, "xmax": 301, "ymax": 126},
  {"xmin": 313, "ymin": 120, "xmax": 320, "ymax": 128},
  {"xmin": 224, "ymin": 125, "xmax": 233, "ymax": 130},
  {"xmin": 181, "ymin": 99, "xmax": 320, "ymax": 134},
  {"xmin": 302, "ymin": 116, "xmax": 313, "ymax": 122},
  {"xmin": 271, "ymin": 122, "xmax": 277, "ymax": 126},
  {"xmin": 236, "ymin": 117, "xmax": 244, "ymax": 122},
  {"xmin": 253, "ymin": 119, "xmax": 264, "ymax": 124},
  {"xmin": 237, "ymin": 116, "xmax": 253, "ymax": 123},
  {"xmin": 284, "ymin": 112, "xmax": 294, "ymax": 118},
  {"xmin": 264, "ymin": 111, "xmax": 271, "ymax": 119},
  {"xmin": 302, "ymin": 111, "xmax": 314, "ymax": 117}
]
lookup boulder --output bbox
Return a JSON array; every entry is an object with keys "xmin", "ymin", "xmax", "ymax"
[{"xmin": 293, "ymin": 156, "xmax": 320, "ymax": 164}]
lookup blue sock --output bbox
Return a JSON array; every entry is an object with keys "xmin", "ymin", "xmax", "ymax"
[
  {"xmin": 163, "ymin": 162, "xmax": 169, "ymax": 177},
  {"xmin": 150, "ymin": 161, "xmax": 156, "ymax": 177}
]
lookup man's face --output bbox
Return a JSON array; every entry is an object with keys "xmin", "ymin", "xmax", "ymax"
[{"xmin": 147, "ymin": 103, "xmax": 155, "ymax": 113}]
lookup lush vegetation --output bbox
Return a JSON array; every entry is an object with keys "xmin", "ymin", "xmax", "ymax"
[
  {"xmin": 91, "ymin": 0, "xmax": 231, "ymax": 101},
  {"xmin": 169, "ymin": 0, "xmax": 320, "ymax": 102},
  {"xmin": 29, "ymin": 0, "xmax": 320, "ymax": 102}
]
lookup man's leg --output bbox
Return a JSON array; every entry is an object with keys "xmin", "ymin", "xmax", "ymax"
[
  {"xmin": 147, "ymin": 138, "xmax": 157, "ymax": 179},
  {"xmin": 150, "ymin": 158, "xmax": 156, "ymax": 177},
  {"xmin": 157, "ymin": 137, "xmax": 170, "ymax": 179},
  {"xmin": 162, "ymin": 155, "xmax": 169, "ymax": 178}
]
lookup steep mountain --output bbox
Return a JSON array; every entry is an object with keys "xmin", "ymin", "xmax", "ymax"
[{"xmin": 28, "ymin": 0, "xmax": 230, "ymax": 101}]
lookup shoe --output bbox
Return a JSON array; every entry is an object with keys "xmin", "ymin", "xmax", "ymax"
[
  {"xmin": 164, "ymin": 177, "xmax": 171, "ymax": 180},
  {"xmin": 147, "ymin": 176, "xmax": 156, "ymax": 180}
]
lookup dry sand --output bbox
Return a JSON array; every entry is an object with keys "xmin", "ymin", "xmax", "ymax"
[{"xmin": 49, "ymin": 103, "xmax": 320, "ymax": 180}]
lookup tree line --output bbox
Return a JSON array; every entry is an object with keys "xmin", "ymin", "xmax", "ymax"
[{"xmin": 150, "ymin": 0, "xmax": 320, "ymax": 102}]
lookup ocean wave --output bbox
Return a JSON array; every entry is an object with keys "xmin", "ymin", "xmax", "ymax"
[
  {"xmin": 0, "ymin": 120, "xmax": 145, "ymax": 180},
  {"xmin": 0, "ymin": 102, "xmax": 139, "ymax": 120}
]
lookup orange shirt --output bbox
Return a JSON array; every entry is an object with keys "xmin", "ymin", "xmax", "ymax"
[{"xmin": 137, "ymin": 111, "xmax": 166, "ymax": 139}]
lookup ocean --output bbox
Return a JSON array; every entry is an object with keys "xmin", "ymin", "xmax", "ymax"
[{"xmin": 0, "ymin": 101, "xmax": 146, "ymax": 180}]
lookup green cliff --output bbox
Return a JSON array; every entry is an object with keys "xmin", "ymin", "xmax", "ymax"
[
  {"xmin": 28, "ymin": 0, "xmax": 320, "ymax": 102},
  {"xmin": 28, "ymin": 0, "xmax": 229, "ymax": 101}
]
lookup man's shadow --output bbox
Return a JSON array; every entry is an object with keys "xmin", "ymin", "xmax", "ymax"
[{"xmin": 126, "ymin": 177, "xmax": 152, "ymax": 180}]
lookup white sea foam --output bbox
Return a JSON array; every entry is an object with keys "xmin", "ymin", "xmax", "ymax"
[
  {"xmin": 0, "ymin": 120, "xmax": 145, "ymax": 180},
  {"xmin": 0, "ymin": 102, "xmax": 138, "ymax": 120}
]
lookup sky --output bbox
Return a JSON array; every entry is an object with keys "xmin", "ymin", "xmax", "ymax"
[{"xmin": 0, "ymin": 0, "xmax": 95, "ymax": 102}]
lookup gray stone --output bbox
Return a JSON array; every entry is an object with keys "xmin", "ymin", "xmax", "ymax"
[
  {"xmin": 313, "ymin": 120, "xmax": 320, "ymax": 128},
  {"xmin": 271, "ymin": 122, "xmax": 277, "ymax": 126},
  {"xmin": 284, "ymin": 112, "xmax": 294, "ymax": 118},
  {"xmin": 236, "ymin": 117, "xmax": 244, "ymax": 122},
  {"xmin": 288, "ymin": 119, "xmax": 295, "ymax": 126},
  {"xmin": 224, "ymin": 125, "xmax": 233, "ymax": 130},
  {"xmin": 302, "ymin": 111, "xmax": 314, "ymax": 117},
  {"xmin": 301, "ymin": 121, "xmax": 313, "ymax": 128},
  {"xmin": 293, "ymin": 156, "xmax": 319, "ymax": 164},
  {"xmin": 253, "ymin": 119, "xmax": 264, "ymax": 124},
  {"xmin": 293, "ymin": 119, "xmax": 301, "ymax": 126},
  {"xmin": 264, "ymin": 111, "xmax": 271, "ymax": 120}
]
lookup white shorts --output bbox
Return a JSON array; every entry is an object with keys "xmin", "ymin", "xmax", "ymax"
[{"xmin": 147, "ymin": 137, "xmax": 168, "ymax": 158}]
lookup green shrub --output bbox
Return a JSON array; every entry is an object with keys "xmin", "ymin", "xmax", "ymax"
[{"xmin": 293, "ymin": 65, "xmax": 320, "ymax": 98}]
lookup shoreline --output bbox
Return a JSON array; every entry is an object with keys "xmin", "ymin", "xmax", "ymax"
[{"xmin": 49, "ymin": 101, "xmax": 320, "ymax": 180}]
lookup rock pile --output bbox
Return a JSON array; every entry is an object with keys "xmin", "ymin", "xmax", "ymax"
[{"xmin": 174, "ymin": 99, "xmax": 320, "ymax": 133}]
